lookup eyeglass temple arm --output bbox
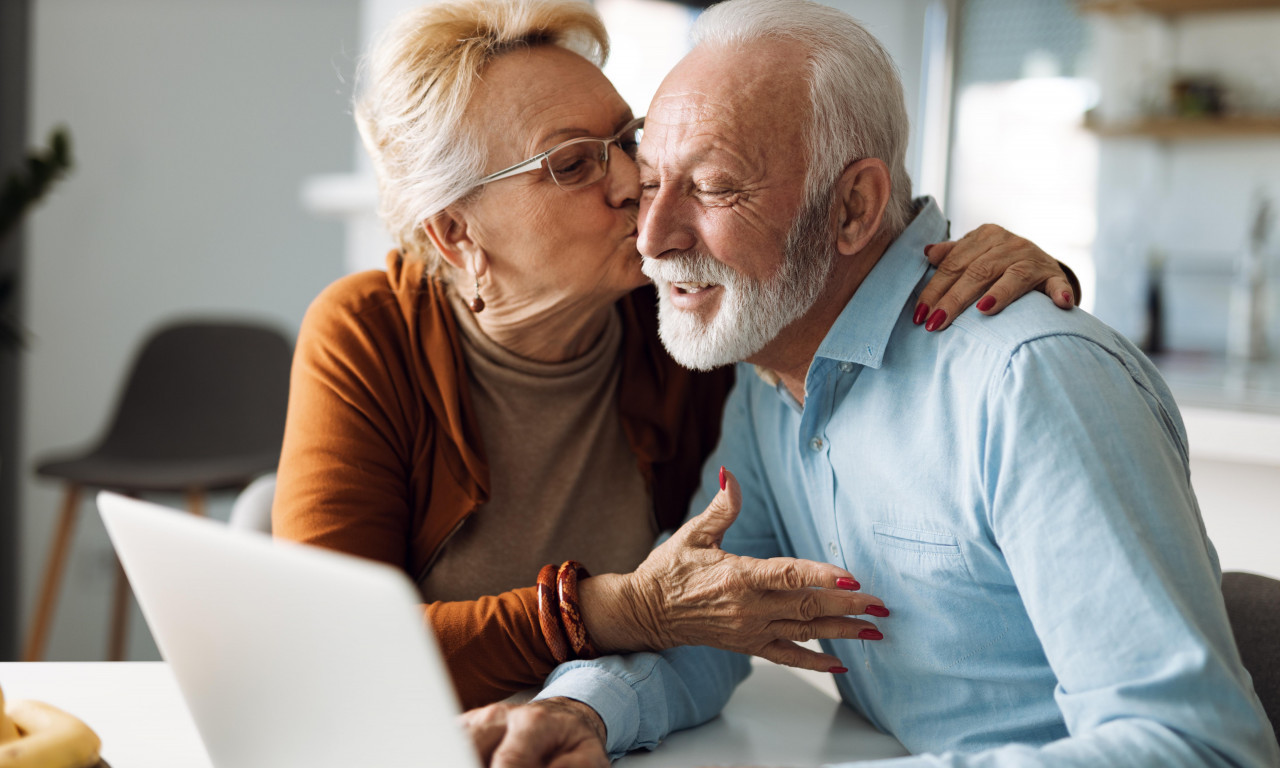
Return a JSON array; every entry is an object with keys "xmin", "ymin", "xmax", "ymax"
[{"xmin": 477, "ymin": 155, "xmax": 547, "ymax": 185}]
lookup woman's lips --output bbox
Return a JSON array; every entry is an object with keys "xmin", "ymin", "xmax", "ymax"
[{"xmin": 668, "ymin": 281, "xmax": 723, "ymax": 311}]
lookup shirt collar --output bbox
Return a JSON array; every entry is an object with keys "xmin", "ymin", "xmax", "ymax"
[{"xmin": 813, "ymin": 196, "xmax": 949, "ymax": 369}]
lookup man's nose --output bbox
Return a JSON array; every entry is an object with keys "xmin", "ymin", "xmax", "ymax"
[{"xmin": 637, "ymin": 186, "xmax": 696, "ymax": 259}]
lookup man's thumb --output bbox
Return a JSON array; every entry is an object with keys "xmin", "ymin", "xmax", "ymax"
[{"xmin": 684, "ymin": 466, "xmax": 742, "ymax": 548}]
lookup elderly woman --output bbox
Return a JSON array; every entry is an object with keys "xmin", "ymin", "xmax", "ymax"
[{"xmin": 273, "ymin": 0, "xmax": 1080, "ymax": 712}]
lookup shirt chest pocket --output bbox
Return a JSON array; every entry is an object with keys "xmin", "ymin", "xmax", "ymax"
[{"xmin": 869, "ymin": 523, "xmax": 1009, "ymax": 672}]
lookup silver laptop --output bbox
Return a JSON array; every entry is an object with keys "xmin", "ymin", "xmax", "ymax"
[{"xmin": 98, "ymin": 491, "xmax": 481, "ymax": 768}]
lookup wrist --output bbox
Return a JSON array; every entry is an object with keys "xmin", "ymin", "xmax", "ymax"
[
  {"xmin": 537, "ymin": 697, "xmax": 607, "ymax": 749},
  {"xmin": 578, "ymin": 572, "xmax": 656, "ymax": 653}
]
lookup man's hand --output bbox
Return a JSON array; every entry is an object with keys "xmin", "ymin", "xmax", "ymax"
[{"xmin": 461, "ymin": 697, "xmax": 608, "ymax": 768}]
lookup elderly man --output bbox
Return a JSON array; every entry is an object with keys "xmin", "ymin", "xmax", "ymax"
[{"xmin": 467, "ymin": 0, "xmax": 1280, "ymax": 766}]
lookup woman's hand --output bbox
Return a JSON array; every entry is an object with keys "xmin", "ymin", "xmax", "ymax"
[
  {"xmin": 462, "ymin": 698, "xmax": 608, "ymax": 768},
  {"xmin": 579, "ymin": 470, "xmax": 888, "ymax": 673},
  {"xmin": 915, "ymin": 223, "xmax": 1081, "ymax": 332}
]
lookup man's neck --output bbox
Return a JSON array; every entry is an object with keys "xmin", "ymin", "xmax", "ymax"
[{"xmin": 753, "ymin": 227, "xmax": 896, "ymax": 405}]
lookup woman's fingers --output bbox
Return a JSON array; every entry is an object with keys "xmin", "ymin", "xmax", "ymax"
[
  {"xmin": 914, "ymin": 240, "xmax": 975, "ymax": 326},
  {"xmin": 1046, "ymin": 273, "xmax": 1077, "ymax": 309},
  {"xmin": 916, "ymin": 224, "xmax": 1077, "ymax": 332},
  {"xmin": 927, "ymin": 256, "xmax": 1036, "ymax": 332},
  {"xmin": 768, "ymin": 616, "xmax": 880, "ymax": 643},
  {"xmin": 743, "ymin": 555, "xmax": 854, "ymax": 592},
  {"xmin": 761, "ymin": 588, "xmax": 886, "ymax": 622},
  {"xmin": 754, "ymin": 638, "xmax": 847, "ymax": 673},
  {"xmin": 972, "ymin": 267, "xmax": 1071, "ymax": 317},
  {"xmin": 924, "ymin": 239, "xmax": 957, "ymax": 266},
  {"xmin": 676, "ymin": 467, "xmax": 743, "ymax": 549}
]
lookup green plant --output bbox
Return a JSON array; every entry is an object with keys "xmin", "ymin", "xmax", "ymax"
[{"xmin": 0, "ymin": 126, "xmax": 73, "ymax": 350}]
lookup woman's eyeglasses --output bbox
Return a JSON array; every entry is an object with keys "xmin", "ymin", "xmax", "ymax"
[{"xmin": 475, "ymin": 116, "xmax": 645, "ymax": 191}]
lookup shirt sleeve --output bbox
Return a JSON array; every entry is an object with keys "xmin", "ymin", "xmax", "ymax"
[
  {"xmin": 829, "ymin": 334, "xmax": 1279, "ymax": 768},
  {"xmin": 534, "ymin": 367, "xmax": 780, "ymax": 758}
]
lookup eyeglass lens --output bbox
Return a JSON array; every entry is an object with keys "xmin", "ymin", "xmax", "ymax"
[{"xmin": 544, "ymin": 121, "xmax": 643, "ymax": 190}]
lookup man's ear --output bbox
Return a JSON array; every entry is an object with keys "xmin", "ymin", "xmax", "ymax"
[
  {"xmin": 833, "ymin": 158, "xmax": 891, "ymax": 256},
  {"xmin": 424, "ymin": 209, "xmax": 488, "ymax": 278}
]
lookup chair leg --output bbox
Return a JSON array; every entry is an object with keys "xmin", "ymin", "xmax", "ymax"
[
  {"xmin": 104, "ymin": 490, "xmax": 207, "ymax": 662},
  {"xmin": 105, "ymin": 490, "xmax": 152, "ymax": 661},
  {"xmin": 23, "ymin": 484, "xmax": 83, "ymax": 661},
  {"xmin": 186, "ymin": 489, "xmax": 207, "ymax": 517},
  {"xmin": 108, "ymin": 558, "xmax": 131, "ymax": 661}
]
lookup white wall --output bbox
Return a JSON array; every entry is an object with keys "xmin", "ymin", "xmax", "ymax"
[
  {"xmin": 1191, "ymin": 457, "xmax": 1280, "ymax": 580},
  {"xmin": 823, "ymin": 0, "xmax": 932, "ymax": 194},
  {"xmin": 1089, "ymin": 10, "xmax": 1280, "ymax": 348},
  {"xmin": 21, "ymin": 0, "xmax": 360, "ymax": 660}
]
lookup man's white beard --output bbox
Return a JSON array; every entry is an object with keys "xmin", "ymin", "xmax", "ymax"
[{"xmin": 642, "ymin": 194, "xmax": 836, "ymax": 371}]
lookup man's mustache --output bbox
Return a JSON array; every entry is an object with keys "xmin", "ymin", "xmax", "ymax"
[{"xmin": 641, "ymin": 252, "xmax": 737, "ymax": 286}]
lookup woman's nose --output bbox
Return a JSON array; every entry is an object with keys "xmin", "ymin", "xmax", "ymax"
[{"xmin": 605, "ymin": 148, "xmax": 640, "ymax": 209}]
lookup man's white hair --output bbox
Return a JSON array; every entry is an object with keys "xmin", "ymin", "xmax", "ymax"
[{"xmin": 691, "ymin": 0, "xmax": 913, "ymax": 237}]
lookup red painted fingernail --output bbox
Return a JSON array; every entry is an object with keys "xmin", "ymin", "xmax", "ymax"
[
  {"xmin": 859, "ymin": 629, "xmax": 884, "ymax": 641},
  {"xmin": 836, "ymin": 577, "xmax": 860, "ymax": 591},
  {"xmin": 865, "ymin": 605, "xmax": 890, "ymax": 618},
  {"xmin": 924, "ymin": 244, "xmax": 937, "ymax": 258},
  {"xmin": 829, "ymin": 666, "xmax": 849, "ymax": 674},
  {"xmin": 1062, "ymin": 291, "xmax": 1073, "ymax": 305},
  {"xmin": 719, "ymin": 466, "xmax": 726, "ymax": 491},
  {"xmin": 976, "ymin": 295, "xmax": 996, "ymax": 312},
  {"xmin": 925, "ymin": 308, "xmax": 947, "ymax": 332},
  {"xmin": 912, "ymin": 302, "xmax": 928, "ymax": 325}
]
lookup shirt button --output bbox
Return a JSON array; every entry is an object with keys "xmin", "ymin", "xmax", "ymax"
[
  {"xmin": 839, "ymin": 362, "xmax": 854, "ymax": 373},
  {"xmin": 829, "ymin": 541, "xmax": 839, "ymax": 557},
  {"xmin": 810, "ymin": 436, "xmax": 825, "ymax": 452}
]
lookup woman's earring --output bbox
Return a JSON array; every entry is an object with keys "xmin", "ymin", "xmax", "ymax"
[{"xmin": 469, "ymin": 273, "xmax": 485, "ymax": 313}]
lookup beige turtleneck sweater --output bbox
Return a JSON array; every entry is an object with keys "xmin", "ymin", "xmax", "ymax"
[{"xmin": 418, "ymin": 291, "xmax": 657, "ymax": 601}]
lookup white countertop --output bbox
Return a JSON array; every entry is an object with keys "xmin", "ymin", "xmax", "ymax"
[
  {"xmin": 1152, "ymin": 355, "xmax": 1280, "ymax": 467},
  {"xmin": 0, "ymin": 660, "xmax": 907, "ymax": 767}
]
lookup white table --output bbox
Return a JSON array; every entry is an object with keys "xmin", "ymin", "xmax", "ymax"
[{"xmin": 0, "ymin": 660, "xmax": 908, "ymax": 767}]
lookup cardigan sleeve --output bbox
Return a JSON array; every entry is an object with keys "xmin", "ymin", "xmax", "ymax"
[{"xmin": 272, "ymin": 273, "xmax": 558, "ymax": 709}]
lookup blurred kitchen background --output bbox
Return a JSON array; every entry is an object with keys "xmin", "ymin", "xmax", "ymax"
[{"xmin": 1, "ymin": 0, "xmax": 1277, "ymax": 662}]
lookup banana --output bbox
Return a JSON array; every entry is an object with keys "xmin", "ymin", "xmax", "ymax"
[
  {"xmin": 0, "ymin": 686, "xmax": 18, "ymax": 745},
  {"xmin": 0, "ymin": 684, "xmax": 101, "ymax": 768}
]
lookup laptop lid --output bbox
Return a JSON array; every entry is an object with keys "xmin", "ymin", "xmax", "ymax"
[{"xmin": 98, "ymin": 491, "xmax": 481, "ymax": 768}]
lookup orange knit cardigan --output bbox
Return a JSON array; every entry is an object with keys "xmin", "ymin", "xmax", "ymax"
[{"xmin": 273, "ymin": 252, "xmax": 734, "ymax": 709}]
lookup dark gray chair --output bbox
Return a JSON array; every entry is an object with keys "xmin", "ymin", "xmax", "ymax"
[
  {"xmin": 25, "ymin": 320, "xmax": 292, "ymax": 661},
  {"xmin": 1222, "ymin": 571, "xmax": 1280, "ymax": 731}
]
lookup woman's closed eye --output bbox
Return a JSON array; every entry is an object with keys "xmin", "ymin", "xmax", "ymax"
[
  {"xmin": 547, "ymin": 143, "xmax": 599, "ymax": 185},
  {"xmin": 553, "ymin": 157, "xmax": 587, "ymax": 175}
]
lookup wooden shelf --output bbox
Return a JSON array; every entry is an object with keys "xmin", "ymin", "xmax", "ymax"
[
  {"xmin": 1085, "ymin": 114, "xmax": 1280, "ymax": 139},
  {"xmin": 1080, "ymin": 0, "xmax": 1280, "ymax": 14}
]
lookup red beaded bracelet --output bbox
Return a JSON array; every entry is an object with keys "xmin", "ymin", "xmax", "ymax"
[
  {"xmin": 537, "ymin": 563, "xmax": 572, "ymax": 663},
  {"xmin": 556, "ymin": 560, "xmax": 599, "ymax": 660}
]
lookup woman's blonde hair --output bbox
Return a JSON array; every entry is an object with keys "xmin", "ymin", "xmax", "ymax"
[{"xmin": 355, "ymin": 0, "xmax": 609, "ymax": 269}]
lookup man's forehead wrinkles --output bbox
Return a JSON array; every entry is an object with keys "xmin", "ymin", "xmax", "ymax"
[
  {"xmin": 652, "ymin": 91, "xmax": 736, "ymax": 127},
  {"xmin": 641, "ymin": 100, "xmax": 755, "ymax": 169},
  {"xmin": 639, "ymin": 127, "xmax": 756, "ymax": 175}
]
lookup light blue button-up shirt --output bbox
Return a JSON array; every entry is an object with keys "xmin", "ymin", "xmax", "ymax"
[{"xmin": 537, "ymin": 198, "xmax": 1280, "ymax": 767}]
